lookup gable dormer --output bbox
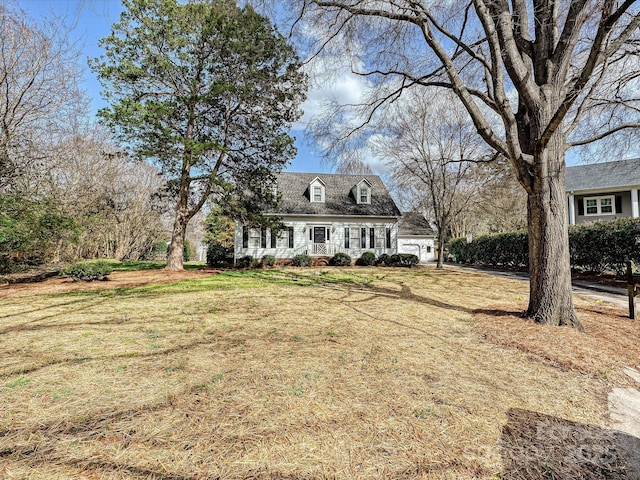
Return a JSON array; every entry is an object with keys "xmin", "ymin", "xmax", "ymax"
[
  {"xmin": 352, "ymin": 178, "xmax": 372, "ymax": 205},
  {"xmin": 309, "ymin": 177, "xmax": 326, "ymax": 203}
]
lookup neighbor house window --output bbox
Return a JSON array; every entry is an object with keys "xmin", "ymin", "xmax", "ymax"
[
  {"xmin": 584, "ymin": 196, "xmax": 615, "ymax": 215},
  {"xmin": 313, "ymin": 186, "xmax": 323, "ymax": 202}
]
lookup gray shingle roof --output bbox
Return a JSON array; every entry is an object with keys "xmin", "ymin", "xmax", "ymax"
[
  {"xmin": 398, "ymin": 212, "xmax": 436, "ymax": 236},
  {"xmin": 566, "ymin": 158, "xmax": 640, "ymax": 192},
  {"xmin": 269, "ymin": 172, "xmax": 401, "ymax": 217}
]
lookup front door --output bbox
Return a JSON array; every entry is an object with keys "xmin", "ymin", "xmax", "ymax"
[{"xmin": 313, "ymin": 227, "xmax": 326, "ymax": 244}]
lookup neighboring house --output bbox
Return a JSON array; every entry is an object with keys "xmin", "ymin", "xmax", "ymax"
[
  {"xmin": 234, "ymin": 172, "xmax": 402, "ymax": 262},
  {"xmin": 566, "ymin": 158, "xmax": 640, "ymax": 225},
  {"xmin": 397, "ymin": 211, "xmax": 436, "ymax": 263}
]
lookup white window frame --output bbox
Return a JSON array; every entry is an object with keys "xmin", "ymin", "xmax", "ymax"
[
  {"xmin": 349, "ymin": 226, "xmax": 361, "ymax": 247},
  {"xmin": 309, "ymin": 178, "xmax": 326, "ymax": 203},
  {"xmin": 248, "ymin": 228, "xmax": 261, "ymax": 248},
  {"xmin": 358, "ymin": 185, "xmax": 371, "ymax": 204},
  {"xmin": 584, "ymin": 195, "xmax": 615, "ymax": 216},
  {"xmin": 312, "ymin": 185, "xmax": 323, "ymax": 202}
]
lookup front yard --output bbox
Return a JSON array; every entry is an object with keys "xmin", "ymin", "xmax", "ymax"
[{"xmin": 0, "ymin": 266, "xmax": 638, "ymax": 479}]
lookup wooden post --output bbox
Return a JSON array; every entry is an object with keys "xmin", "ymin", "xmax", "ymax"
[{"xmin": 628, "ymin": 261, "xmax": 637, "ymax": 320}]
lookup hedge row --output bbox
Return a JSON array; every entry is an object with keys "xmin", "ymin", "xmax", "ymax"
[{"xmin": 448, "ymin": 217, "xmax": 640, "ymax": 275}]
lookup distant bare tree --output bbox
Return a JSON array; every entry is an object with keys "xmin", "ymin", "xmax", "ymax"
[
  {"xmin": 46, "ymin": 126, "xmax": 167, "ymax": 261},
  {"xmin": 0, "ymin": 3, "xmax": 86, "ymax": 192},
  {"xmin": 463, "ymin": 160, "xmax": 527, "ymax": 236},
  {"xmin": 377, "ymin": 92, "xmax": 490, "ymax": 268}
]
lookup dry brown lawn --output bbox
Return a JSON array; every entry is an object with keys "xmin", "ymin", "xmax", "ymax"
[{"xmin": 0, "ymin": 266, "xmax": 638, "ymax": 479}]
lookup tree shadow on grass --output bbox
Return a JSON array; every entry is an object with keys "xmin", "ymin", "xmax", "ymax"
[
  {"xmin": 502, "ymin": 408, "xmax": 640, "ymax": 479},
  {"xmin": 473, "ymin": 308, "xmax": 526, "ymax": 317}
]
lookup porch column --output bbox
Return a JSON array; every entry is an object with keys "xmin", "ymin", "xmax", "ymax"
[
  {"xmin": 568, "ymin": 194, "xmax": 576, "ymax": 225},
  {"xmin": 632, "ymin": 189, "xmax": 639, "ymax": 218}
]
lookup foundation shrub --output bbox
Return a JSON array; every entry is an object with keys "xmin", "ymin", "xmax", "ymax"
[
  {"xmin": 291, "ymin": 254, "xmax": 312, "ymax": 267},
  {"xmin": 329, "ymin": 252, "xmax": 351, "ymax": 266},
  {"xmin": 356, "ymin": 251, "xmax": 376, "ymax": 266}
]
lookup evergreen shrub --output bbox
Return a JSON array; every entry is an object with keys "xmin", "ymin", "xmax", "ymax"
[
  {"xmin": 356, "ymin": 251, "xmax": 376, "ymax": 266},
  {"xmin": 207, "ymin": 244, "xmax": 233, "ymax": 267},
  {"xmin": 237, "ymin": 255, "xmax": 254, "ymax": 268},
  {"xmin": 329, "ymin": 252, "xmax": 351, "ymax": 266},
  {"xmin": 291, "ymin": 254, "xmax": 312, "ymax": 267},
  {"xmin": 61, "ymin": 262, "xmax": 112, "ymax": 282},
  {"xmin": 376, "ymin": 253, "xmax": 390, "ymax": 266},
  {"xmin": 262, "ymin": 255, "xmax": 276, "ymax": 267},
  {"xmin": 447, "ymin": 218, "xmax": 640, "ymax": 275}
]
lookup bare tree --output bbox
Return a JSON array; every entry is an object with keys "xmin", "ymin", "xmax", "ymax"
[
  {"xmin": 0, "ymin": 3, "xmax": 86, "ymax": 192},
  {"xmin": 377, "ymin": 91, "xmax": 490, "ymax": 268},
  {"xmin": 463, "ymin": 160, "xmax": 527, "ymax": 236},
  {"xmin": 45, "ymin": 125, "xmax": 167, "ymax": 261},
  {"xmin": 291, "ymin": 0, "xmax": 640, "ymax": 328}
]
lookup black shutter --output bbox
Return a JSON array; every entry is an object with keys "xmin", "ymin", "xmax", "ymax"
[
  {"xmin": 615, "ymin": 195, "xmax": 622, "ymax": 214},
  {"xmin": 370, "ymin": 228, "xmax": 375, "ymax": 248},
  {"xmin": 242, "ymin": 226, "xmax": 248, "ymax": 248},
  {"xmin": 344, "ymin": 227, "xmax": 350, "ymax": 248},
  {"xmin": 260, "ymin": 228, "xmax": 267, "ymax": 248},
  {"xmin": 326, "ymin": 228, "xmax": 330, "ymax": 241},
  {"xmin": 288, "ymin": 227, "xmax": 294, "ymax": 248},
  {"xmin": 361, "ymin": 228, "xmax": 366, "ymax": 248},
  {"xmin": 386, "ymin": 228, "xmax": 391, "ymax": 249},
  {"xmin": 270, "ymin": 229, "xmax": 277, "ymax": 248},
  {"xmin": 577, "ymin": 199, "xmax": 584, "ymax": 216}
]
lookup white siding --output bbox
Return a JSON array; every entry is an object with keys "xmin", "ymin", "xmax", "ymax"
[
  {"xmin": 398, "ymin": 236, "xmax": 435, "ymax": 263},
  {"xmin": 235, "ymin": 216, "xmax": 399, "ymax": 261}
]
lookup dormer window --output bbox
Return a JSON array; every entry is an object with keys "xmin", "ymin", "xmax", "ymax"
[
  {"xmin": 354, "ymin": 179, "xmax": 372, "ymax": 204},
  {"xmin": 309, "ymin": 177, "xmax": 325, "ymax": 203},
  {"xmin": 358, "ymin": 185, "xmax": 370, "ymax": 204}
]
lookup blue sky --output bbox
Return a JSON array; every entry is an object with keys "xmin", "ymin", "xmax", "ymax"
[{"xmin": 17, "ymin": 0, "xmax": 333, "ymax": 173}]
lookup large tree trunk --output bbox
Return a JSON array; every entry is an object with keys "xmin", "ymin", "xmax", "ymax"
[
  {"xmin": 166, "ymin": 179, "xmax": 191, "ymax": 271},
  {"xmin": 166, "ymin": 212, "xmax": 188, "ymax": 271},
  {"xmin": 525, "ymin": 137, "xmax": 582, "ymax": 329}
]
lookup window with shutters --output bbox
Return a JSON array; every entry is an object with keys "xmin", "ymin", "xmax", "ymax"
[
  {"xmin": 584, "ymin": 196, "xmax": 615, "ymax": 216},
  {"xmin": 249, "ymin": 228, "xmax": 261, "ymax": 247}
]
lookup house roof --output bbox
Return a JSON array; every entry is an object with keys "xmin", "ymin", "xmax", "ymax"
[
  {"xmin": 398, "ymin": 212, "xmax": 436, "ymax": 236},
  {"xmin": 269, "ymin": 172, "xmax": 401, "ymax": 217},
  {"xmin": 566, "ymin": 158, "xmax": 640, "ymax": 192}
]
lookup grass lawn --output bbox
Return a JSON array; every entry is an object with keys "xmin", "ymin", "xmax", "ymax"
[{"xmin": 0, "ymin": 266, "xmax": 638, "ymax": 479}]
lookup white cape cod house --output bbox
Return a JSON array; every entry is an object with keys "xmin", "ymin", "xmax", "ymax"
[{"xmin": 234, "ymin": 172, "xmax": 402, "ymax": 262}]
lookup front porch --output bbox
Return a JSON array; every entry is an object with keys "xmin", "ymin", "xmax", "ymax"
[{"xmin": 294, "ymin": 242, "xmax": 347, "ymax": 257}]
